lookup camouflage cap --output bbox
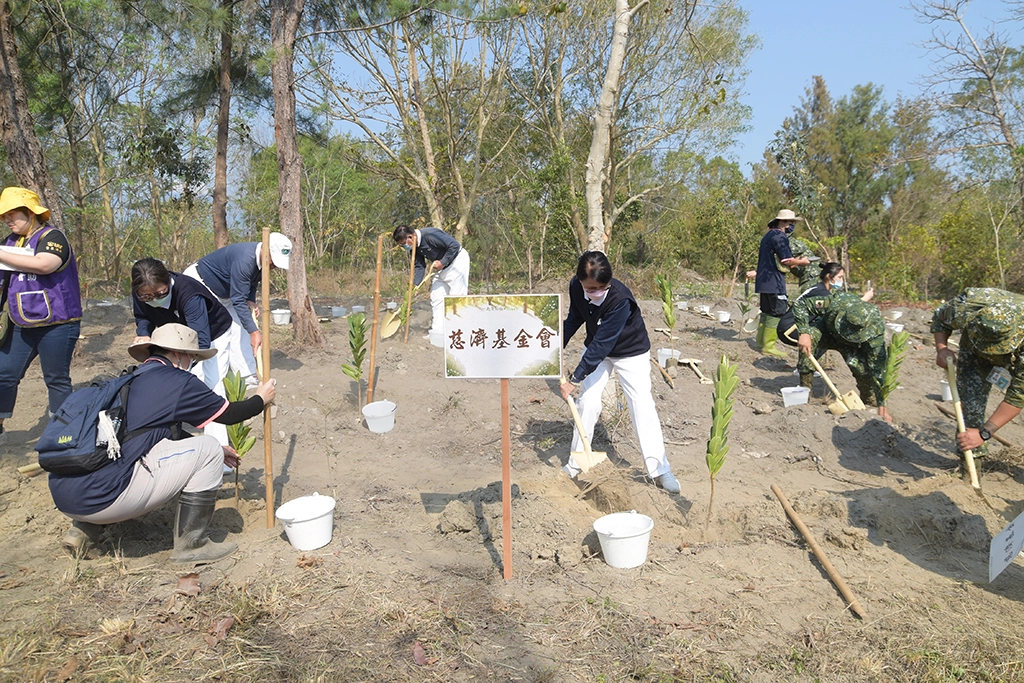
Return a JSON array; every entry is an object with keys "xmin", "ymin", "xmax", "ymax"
[
  {"xmin": 828, "ymin": 293, "xmax": 884, "ymax": 345},
  {"xmin": 937, "ymin": 288, "xmax": 1024, "ymax": 356}
]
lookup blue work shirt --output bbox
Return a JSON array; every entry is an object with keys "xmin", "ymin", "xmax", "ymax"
[
  {"xmin": 195, "ymin": 242, "xmax": 261, "ymax": 333},
  {"xmin": 755, "ymin": 229, "xmax": 794, "ymax": 295}
]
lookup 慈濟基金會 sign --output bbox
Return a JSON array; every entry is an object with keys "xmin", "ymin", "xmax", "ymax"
[{"xmin": 442, "ymin": 294, "xmax": 561, "ymax": 379}]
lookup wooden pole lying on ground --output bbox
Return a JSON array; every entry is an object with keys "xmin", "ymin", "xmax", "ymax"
[
  {"xmin": 367, "ymin": 234, "xmax": 383, "ymax": 403},
  {"xmin": 934, "ymin": 402, "xmax": 1016, "ymax": 448},
  {"xmin": 501, "ymin": 378, "xmax": 512, "ymax": 580},
  {"xmin": 403, "ymin": 235, "xmax": 417, "ymax": 344},
  {"xmin": 771, "ymin": 483, "xmax": 866, "ymax": 619},
  {"xmin": 261, "ymin": 225, "xmax": 274, "ymax": 529}
]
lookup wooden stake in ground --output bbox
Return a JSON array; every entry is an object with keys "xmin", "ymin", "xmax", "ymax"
[
  {"xmin": 501, "ymin": 378, "xmax": 512, "ymax": 580},
  {"xmin": 771, "ymin": 483, "xmax": 866, "ymax": 619},
  {"xmin": 367, "ymin": 234, "xmax": 383, "ymax": 403},
  {"xmin": 403, "ymin": 234, "xmax": 417, "ymax": 344},
  {"xmin": 261, "ymin": 225, "xmax": 275, "ymax": 529}
]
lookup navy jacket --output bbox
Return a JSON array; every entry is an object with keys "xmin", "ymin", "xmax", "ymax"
[
  {"xmin": 563, "ymin": 278, "xmax": 650, "ymax": 383},
  {"xmin": 755, "ymin": 228, "xmax": 793, "ymax": 295},
  {"xmin": 133, "ymin": 272, "xmax": 232, "ymax": 348},
  {"xmin": 195, "ymin": 242, "xmax": 261, "ymax": 333},
  {"xmin": 412, "ymin": 228, "xmax": 462, "ymax": 285}
]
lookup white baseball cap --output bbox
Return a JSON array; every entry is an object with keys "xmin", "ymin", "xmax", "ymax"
[{"xmin": 264, "ymin": 232, "xmax": 292, "ymax": 269}]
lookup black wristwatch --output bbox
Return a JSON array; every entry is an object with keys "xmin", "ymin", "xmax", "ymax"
[{"xmin": 979, "ymin": 427, "xmax": 993, "ymax": 442}]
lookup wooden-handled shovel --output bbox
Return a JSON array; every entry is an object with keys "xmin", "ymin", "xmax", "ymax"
[
  {"xmin": 806, "ymin": 353, "xmax": 865, "ymax": 415},
  {"xmin": 945, "ymin": 363, "xmax": 982, "ymax": 492},
  {"xmin": 561, "ymin": 377, "xmax": 607, "ymax": 473}
]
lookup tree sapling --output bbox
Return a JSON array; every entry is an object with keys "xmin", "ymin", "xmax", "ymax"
[
  {"xmin": 881, "ymin": 330, "xmax": 910, "ymax": 404},
  {"xmin": 655, "ymin": 274, "xmax": 677, "ymax": 354},
  {"xmin": 705, "ymin": 355, "xmax": 738, "ymax": 529},
  {"xmin": 223, "ymin": 369, "xmax": 257, "ymax": 502},
  {"xmin": 342, "ymin": 312, "xmax": 368, "ymax": 407}
]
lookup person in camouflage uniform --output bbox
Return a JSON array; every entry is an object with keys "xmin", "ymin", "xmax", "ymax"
[
  {"xmin": 932, "ymin": 288, "xmax": 1024, "ymax": 455},
  {"xmin": 792, "ymin": 288, "xmax": 890, "ymax": 421}
]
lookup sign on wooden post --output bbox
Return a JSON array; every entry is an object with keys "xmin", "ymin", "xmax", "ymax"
[{"xmin": 443, "ymin": 294, "xmax": 561, "ymax": 579}]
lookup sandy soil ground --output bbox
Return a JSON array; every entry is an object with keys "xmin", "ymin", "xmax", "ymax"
[{"xmin": 2, "ymin": 286, "xmax": 1024, "ymax": 681}]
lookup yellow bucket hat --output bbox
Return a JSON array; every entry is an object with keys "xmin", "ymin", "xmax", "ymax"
[{"xmin": 0, "ymin": 187, "xmax": 50, "ymax": 222}]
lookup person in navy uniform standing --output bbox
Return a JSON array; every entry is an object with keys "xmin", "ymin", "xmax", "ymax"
[
  {"xmin": 559, "ymin": 251, "xmax": 680, "ymax": 493},
  {"xmin": 753, "ymin": 209, "xmax": 811, "ymax": 358}
]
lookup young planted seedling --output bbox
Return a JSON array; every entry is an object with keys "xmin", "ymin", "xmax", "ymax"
[
  {"xmin": 705, "ymin": 355, "xmax": 739, "ymax": 530},
  {"xmin": 880, "ymin": 330, "xmax": 910, "ymax": 405},
  {"xmin": 342, "ymin": 312, "xmax": 368, "ymax": 407},
  {"xmin": 223, "ymin": 369, "xmax": 257, "ymax": 502}
]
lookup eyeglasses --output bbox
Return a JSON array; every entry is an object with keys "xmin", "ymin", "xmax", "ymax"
[{"xmin": 137, "ymin": 288, "xmax": 169, "ymax": 302}]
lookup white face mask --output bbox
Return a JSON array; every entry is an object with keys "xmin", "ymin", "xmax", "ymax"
[
  {"xmin": 144, "ymin": 292, "xmax": 171, "ymax": 308},
  {"xmin": 585, "ymin": 289, "xmax": 609, "ymax": 305},
  {"xmin": 831, "ymin": 279, "xmax": 844, "ymax": 290}
]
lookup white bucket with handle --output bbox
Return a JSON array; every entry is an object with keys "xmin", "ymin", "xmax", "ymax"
[
  {"xmin": 275, "ymin": 493, "xmax": 336, "ymax": 551},
  {"xmin": 593, "ymin": 511, "xmax": 654, "ymax": 568}
]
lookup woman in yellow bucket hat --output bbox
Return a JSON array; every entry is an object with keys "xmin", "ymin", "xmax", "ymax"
[{"xmin": 0, "ymin": 187, "xmax": 82, "ymax": 447}]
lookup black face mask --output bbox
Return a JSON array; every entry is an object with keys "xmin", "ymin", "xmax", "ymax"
[{"xmin": 784, "ymin": 225, "xmax": 795, "ymax": 235}]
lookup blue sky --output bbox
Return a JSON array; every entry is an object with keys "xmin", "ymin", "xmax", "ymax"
[{"xmin": 731, "ymin": 0, "xmax": 1008, "ymax": 171}]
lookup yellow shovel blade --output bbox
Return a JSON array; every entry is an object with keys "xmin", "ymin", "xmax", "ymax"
[
  {"xmin": 842, "ymin": 390, "xmax": 866, "ymax": 411},
  {"xmin": 380, "ymin": 311, "xmax": 402, "ymax": 339},
  {"xmin": 571, "ymin": 450, "xmax": 608, "ymax": 473},
  {"xmin": 828, "ymin": 400, "xmax": 850, "ymax": 416}
]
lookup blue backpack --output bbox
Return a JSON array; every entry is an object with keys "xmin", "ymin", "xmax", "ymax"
[{"xmin": 37, "ymin": 365, "xmax": 164, "ymax": 475}]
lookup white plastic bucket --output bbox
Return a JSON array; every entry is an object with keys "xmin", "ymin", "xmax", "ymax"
[
  {"xmin": 593, "ymin": 511, "xmax": 654, "ymax": 569},
  {"xmin": 697, "ymin": 304, "xmax": 711, "ymax": 315},
  {"xmin": 716, "ymin": 310, "xmax": 731, "ymax": 323},
  {"xmin": 331, "ymin": 306, "xmax": 347, "ymax": 318},
  {"xmin": 940, "ymin": 380, "xmax": 953, "ymax": 402},
  {"xmin": 362, "ymin": 400, "xmax": 397, "ymax": 433},
  {"xmin": 886, "ymin": 322, "xmax": 904, "ymax": 334},
  {"xmin": 386, "ymin": 301, "xmax": 398, "ymax": 311},
  {"xmin": 742, "ymin": 317, "xmax": 758, "ymax": 333},
  {"xmin": 271, "ymin": 309, "xmax": 291, "ymax": 325},
  {"xmin": 656, "ymin": 348, "xmax": 681, "ymax": 368},
  {"xmin": 781, "ymin": 386, "xmax": 810, "ymax": 407},
  {"xmin": 351, "ymin": 305, "xmax": 366, "ymax": 314},
  {"xmin": 275, "ymin": 493, "xmax": 336, "ymax": 551},
  {"xmin": 676, "ymin": 301, "xmax": 688, "ymax": 310},
  {"xmin": 428, "ymin": 330, "xmax": 444, "ymax": 347}
]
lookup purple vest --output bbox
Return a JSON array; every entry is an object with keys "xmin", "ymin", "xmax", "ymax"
[{"xmin": 4, "ymin": 227, "xmax": 82, "ymax": 327}]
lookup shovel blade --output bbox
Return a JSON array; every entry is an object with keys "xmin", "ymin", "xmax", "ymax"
[
  {"xmin": 828, "ymin": 400, "xmax": 850, "ymax": 416},
  {"xmin": 571, "ymin": 450, "xmax": 608, "ymax": 473},
  {"xmin": 842, "ymin": 391, "xmax": 866, "ymax": 411}
]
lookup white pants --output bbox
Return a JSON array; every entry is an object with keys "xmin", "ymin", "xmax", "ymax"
[
  {"xmin": 182, "ymin": 263, "xmax": 252, "ymax": 447},
  {"xmin": 69, "ymin": 436, "xmax": 225, "ymax": 524},
  {"xmin": 567, "ymin": 350, "xmax": 670, "ymax": 478},
  {"xmin": 431, "ymin": 249, "xmax": 470, "ymax": 333}
]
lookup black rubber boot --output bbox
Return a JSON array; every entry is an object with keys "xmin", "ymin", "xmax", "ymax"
[
  {"xmin": 171, "ymin": 489, "xmax": 237, "ymax": 564},
  {"xmin": 62, "ymin": 520, "xmax": 105, "ymax": 557}
]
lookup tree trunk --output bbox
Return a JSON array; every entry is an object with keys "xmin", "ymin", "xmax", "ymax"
[
  {"xmin": 270, "ymin": 0, "xmax": 323, "ymax": 346},
  {"xmin": 584, "ymin": 0, "xmax": 645, "ymax": 252},
  {"xmin": 213, "ymin": 1, "xmax": 233, "ymax": 250},
  {"xmin": 0, "ymin": 1, "xmax": 64, "ymax": 229}
]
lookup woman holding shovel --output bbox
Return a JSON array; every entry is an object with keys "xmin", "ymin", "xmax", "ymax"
[
  {"xmin": 559, "ymin": 251, "xmax": 680, "ymax": 494},
  {"xmin": 793, "ymin": 285, "xmax": 890, "ymax": 422}
]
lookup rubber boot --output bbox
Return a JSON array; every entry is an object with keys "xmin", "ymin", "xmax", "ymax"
[
  {"xmin": 62, "ymin": 520, "xmax": 105, "ymax": 557},
  {"xmin": 799, "ymin": 372, "xmax": 815, "ymax": 390},
  {"xmin": 171, "ymin": 489, "xmax": 237, "ymax": 564},
  {"xmin": 760, "ymin": 317, "xmax": 788, "ymax": 358},
  {"xmin": 755, "ymin": 313, "xmax": 767, "ymax": 352}
]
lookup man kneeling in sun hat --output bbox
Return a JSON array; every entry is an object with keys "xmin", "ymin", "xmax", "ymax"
[{"xmin": 48, "ymin": 323, "xmax": 277, "ymax": 564}]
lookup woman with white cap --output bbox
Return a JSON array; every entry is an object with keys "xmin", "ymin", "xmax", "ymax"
[
  {"xmin": 0, "ymin": 187, "xmax": 82, "ymax": 446},
  {"xmin": 49, "ymin": 323, "xmax": 277, "ymax": 563}
]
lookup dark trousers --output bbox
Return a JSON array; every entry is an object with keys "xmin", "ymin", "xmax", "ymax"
[
  {"xmin": 759, "ymin": 292, "xmax": 788, "ymax": 317},
  {"xmin": 0, "ymin": 321, "xmax": 80, "ymax": 418}
]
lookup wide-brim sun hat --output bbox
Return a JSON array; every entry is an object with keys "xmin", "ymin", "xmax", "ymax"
[
  {"xmin": 268, "ymin": 232, "xmax": 292, "ymax": 269},
  {"xmin": 829, "ymin": 294, "xmax": 884, "ymax": 345},
  {"xmin": 768, "ymin": 208, "xmax": 803, "ymax": 228},
  {"xmin": 128, "ymin": 323, "xmax": 218, "ymax": 362},
  {"xmin": 0, "ymin": 187, "xmax": 51, "ymax": 222}
]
